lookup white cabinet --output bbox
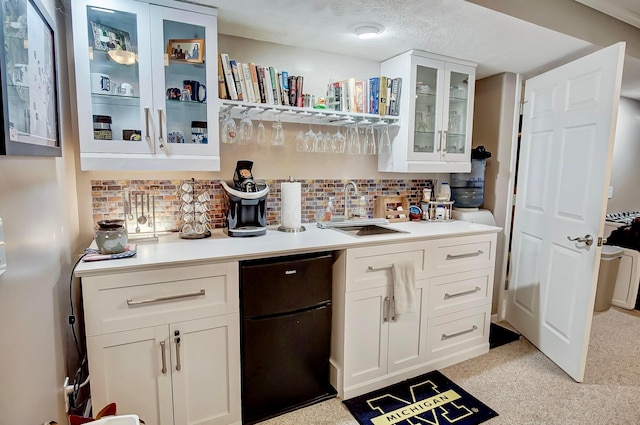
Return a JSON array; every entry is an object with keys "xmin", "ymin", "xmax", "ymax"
[
  {"xmin": 82, "ymin": 262, "xmax": 241, "ymax": 425},
  {"xmin": 71, "ymin": 0, "xmax": 220, "ymax": 171},
  {"xmin": 339, "ymin": 242, "xmax": 429, "ymax": 398},
  {"xmin": 378, "ymin": 50, "xmax": 476, "ymax": 173}
]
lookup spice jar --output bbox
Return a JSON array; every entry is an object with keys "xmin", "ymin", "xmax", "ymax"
[
  {"xmin": 191, "ymin": 121, "xmax": 208, "ymax": 144},
  {"xmin": 93, "ymin": 115, "xmax": 112, "ymax": 140}
]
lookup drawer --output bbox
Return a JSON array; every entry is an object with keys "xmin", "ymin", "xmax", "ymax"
[
  {"xmin": 346, "ymin": 241, "xmax": 427, "ymax": 292},
  {"xmin": 430, "ymin": 234, "xmax": 496, "ymax": 277},
  {"xmin": 428, "ymin": 268, "xmax": 494, "ymax": 318},
  {"xmin": 82, "ymin": 262, "xmax": 239, "ymax": 336},
  {"xmin": 426, "ymin": 305, "xmax": 490, "ymax": 361}
]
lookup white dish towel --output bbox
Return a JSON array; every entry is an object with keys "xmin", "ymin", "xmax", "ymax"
[{"xmin": 392, "ymin": 261, "xmax": 416, "ymax": 314}]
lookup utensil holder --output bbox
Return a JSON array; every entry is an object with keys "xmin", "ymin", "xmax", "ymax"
[{"xmin": 123, "ymin": 190, "xmax": 158, "ymax": 242}]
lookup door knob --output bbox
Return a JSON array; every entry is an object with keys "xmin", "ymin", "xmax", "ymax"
[{"xmin": 567, "ymin": 234, "xmax": 593, "ymax": 246}]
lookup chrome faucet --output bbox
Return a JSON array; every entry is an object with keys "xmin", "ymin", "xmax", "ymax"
[{"xmin": 343, "ymin": 180, "xmax": 358, "ymax": 221}]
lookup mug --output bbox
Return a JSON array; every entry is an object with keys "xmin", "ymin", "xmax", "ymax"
[
  {"xmin": 91, "ymin": 73, "xmax": 111, "ymax": 94},
  {"xmin": 166, "ymin": 87, "xmax": 181, "ymax": 100},
  {"xmin": 183, "ymin": 80, "xmax": 206, "ymax": 102},
  {"xmin": 120, "ymin": 83, "xmax": 134, "ymax": 96},
  {"xmin": 167, "ymin": 130, "xmax": 185, "ymax": 144}
]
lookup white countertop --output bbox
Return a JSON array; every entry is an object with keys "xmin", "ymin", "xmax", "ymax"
[{"xmin": 74, "ymin": 220, "xmax": 501, "ymax": 277}]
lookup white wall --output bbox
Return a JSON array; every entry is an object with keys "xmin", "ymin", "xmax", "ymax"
[
  {"xmin": 0, "ymin": 0, "xmax": 82, "ymax": 423},
  {"xmin": 607, "ymin": 97, "xmax": 640, "ymax": 213}
]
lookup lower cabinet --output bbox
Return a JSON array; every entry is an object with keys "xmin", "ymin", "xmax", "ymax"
[
  {"xmin": 81, "ymin": 262, "xmax": 241, "ymax": 425},
  {"xmin": 334, "ymin": 233, "xmax": 497, "ymax": 400}
]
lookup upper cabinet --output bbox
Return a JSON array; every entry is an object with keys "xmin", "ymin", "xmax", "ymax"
[
  {"xmin": 378, "ymin": 50, "xmax": 476, "ymax": 173},
  {"xmin": 70, "ymin": 0, "xmax": 219, "ymax": 171}
]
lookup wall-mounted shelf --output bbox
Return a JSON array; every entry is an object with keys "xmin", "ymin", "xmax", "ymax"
[{"xmin": 219, "ymin": 99, "xmax": 400, "ymax": 127}]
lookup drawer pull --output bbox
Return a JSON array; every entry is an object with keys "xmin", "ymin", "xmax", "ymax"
[
  {"xmin": 446, "ymin": 250, "xmax": 484, "ymax": 260},
  {"xmin": 160, "ymin": 340, "xmax": 167, "ymax": 375},
  {"xmin": 175, "ymin": 331, "xmax": 181, "ymax": 372},
  {"xmin": 444, "ymin": 287, "xmax": 482, "ymax": 299},
  {"xmin": 126, "ymin": 289, "xmax": 206, "ymax": 306},
  {"xmin": 383, "ymin": 297, "xmax": 390, "ymax": 322},
  {"xmin": 442, "ymin": 325, "xmax": 478, "ymax": 340},
  {"xmin": 368, "ymin": 264, "xmax": 393, "ymax": 272}
]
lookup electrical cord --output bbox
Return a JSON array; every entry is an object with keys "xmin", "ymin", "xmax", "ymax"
[
  {"xmin": 69, "ymin": 251, "xmax": 88, "ymax": 360},
  {"xmin": 68, "ymin": 250, "xmax": 90, "ymax": 412}
]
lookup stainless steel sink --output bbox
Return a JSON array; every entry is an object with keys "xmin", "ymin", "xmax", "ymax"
[{"xmin": 330, "ymin": 224, "xmax": 408, "ymax": 237}]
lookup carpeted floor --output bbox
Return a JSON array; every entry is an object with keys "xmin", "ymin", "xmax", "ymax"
[{"xmin": 256, "ymin": 307, "xmax": 640, "ymax": 425}]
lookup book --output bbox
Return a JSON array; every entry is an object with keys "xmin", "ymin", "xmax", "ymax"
[
  {"xmin": 217, "ymin": 54, "xmax": 228, "ymax": 99},
  {"xmin": 347, "ymin": 77, "xmax": 356, "ymax": 112},
  {"xmin": 249, "ymin": 63, "xmax": 261, "ymax": 103},
  {"xmin": 354, "ymin": 80, "xmax": 365, "ymax": 113},
  {"xmin": 280, "ymin": 71, "xmax": 289, "ymax": 106},
  {"xmin": 392, "ymin": 77, "xmax": 402, "ymax": 116},
  {"xmin": 332, "ymin": 81, "xmax": 343, "ymax": 111},
  {"xmin": 220, "ymin": 53, "xmax": 237, "ymax": 100},
  {"xmin": 368, "ymin": 77, "xmax": 379, "ymax": 114},
  {"xmin": 378, "ymin": 76, "xmax": 388, "ymax": 115},
  {"xmin": 241, "ymin": 63, "xmax": 256, "ymax": 103},
  {"xmin": 263, "ymin": 66, "xmax": 274, "ymax": 104},
  {"xmin": 229, "ymin": 59, "xmax": 243, "ymax": 101},
  {"xmin": 255, "ymin": 66, "xmax": 266, "ymax": 103},
  {"xmin": 237, "ymin": 62, "xmax": 249, "ymax": 103},
  {"xmin": 268, "ymin": 66, "xmax": 279, "ymax": 105},
  {"xmin": 296, "ymin": 76, "xmax": 304, "ymax": 107},
  {"xmin": 288, "ymin": 75, "xmax": 297, "ymax": 107}
]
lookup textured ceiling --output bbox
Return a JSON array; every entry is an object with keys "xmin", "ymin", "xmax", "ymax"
[{"xmin": 182, "ymin": 0, "xmax": 640, "ymax": 99}]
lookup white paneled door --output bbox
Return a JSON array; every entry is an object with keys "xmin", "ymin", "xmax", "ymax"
[{"xmin": 506, "ymin": 43, "xmax": 625, "ymax": 382}]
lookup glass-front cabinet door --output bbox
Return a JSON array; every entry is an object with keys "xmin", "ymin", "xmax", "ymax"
[
  {"xmin": 408, "ymin": 57, "xmax": 474, "ymax": 163},
  {"xmin": 71, "ymin": 0, "xmax": 219, "ymax": 170}
]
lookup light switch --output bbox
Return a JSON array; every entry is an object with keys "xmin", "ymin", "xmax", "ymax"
[
  {"xmin": 608, "ymin": 186, "xmax": 614, "ymax": 199},
  {"xmin": 0, "ymin": 218, "xmax": 6, "ymax": 276}
]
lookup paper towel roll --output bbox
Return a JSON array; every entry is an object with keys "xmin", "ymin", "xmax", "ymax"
[{"xmin": 281, "ymin": 182, "xmax": 302, "ymax": 229}]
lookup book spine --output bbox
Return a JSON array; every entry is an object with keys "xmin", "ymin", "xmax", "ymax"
[
  {"xmin": 249, "ymin": 63, "xmax": 261, "ymax": 103},
  {"xmin": 288, "ymin": 76, "xmax": 297, "ymax": 107},
  {"xmin": 220, "ymin": 53, "xmax": 237, "ymax": 100},
  {"xmin": 280, "ymin": 71, "xmax": 289, "ymax": 106},
  {"xmin": 354, "ymin": 80, "xmax": 365, "ymax": 113},
  {"xmin": 296, "ymin": 76, "xmax": 303, "ymax": 107},
  {"xmin": 241, "ymin": 63, "xmax": 255, "ymax": 103},
  {"xmin": 389, "ymin": 77, "xmax": 397, "ymax": 116},
  {"xmin": 229, "ymin": 60, "xmax": 243, "ymax": 101},
  {"xmin": 378, "ymin": 76, "xmax": 388, "ymax": 116},
  {"xmin": 237, "ymin": 62, "xmax": 248, "ymax": 103},
  {"xmin": 348, "ymin": 77, "xmax": 356, "ymax": 112},
  {"xmin": 332, "ymin": 81, "xmax": 342, "ymax": 111},
  {"xmin": 394, "ymin": 77, "xmax": 402, "ymax": 116},
  {"xmin": 269, "ymin": 66, "xmax": 280, "ymax": 105},
  {"xmin": 263, "ymin": 67, "xmax": 274, "ymax": 104},
  {"xmin": 217, "ymin": 54, "xmax": 228, "ymax": 99}
]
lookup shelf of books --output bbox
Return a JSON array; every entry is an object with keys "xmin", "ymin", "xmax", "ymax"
[{"xmin": 218, "ymin": 53, "xmax": 402, "ymax": 127}]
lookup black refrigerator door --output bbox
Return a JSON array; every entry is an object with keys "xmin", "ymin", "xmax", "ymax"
[
  {"xmin": 241, "ymin": 252, "xmax": 333, "ymax": 317},
  {"xmin": 241, "ymin": 303, "xmax": 335, "ymax": 424}
]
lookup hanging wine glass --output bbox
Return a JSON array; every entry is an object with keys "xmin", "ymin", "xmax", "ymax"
[
  {"xmin": 303, "ymin": 117, "xmax": 315, "ymax": 152},
  {"xmin": 378, "ymin": 122, "xmax": 392, "ymax": 155},
  {"xmin": 364, "ymin": 123, "xmax": 376, "ymax": 155},
  {"xmin": 238, "ymin": 110, "xmax": 254, "ymax": 145},
  {"xmin": 314, "ymin": 129, "xmax": 324, "ymax": 153},
  {"xmin": 271, "ymin": 115, "xmax": 285, "ymax": 146},
  {"xmin": 256, "ymin": 112, "xmax": 267, "ymax": 145},
  {"xmin": 332, "ymin": 125, "xmax": 346, "ymax": 154},
  {"xmin": 221, "ymin": 110, "xmax": 237, "ymax": 144},
  {"xmin": 294, "ymin": 129, "xmax": 305, "ymax": 151},
  {"xmin": 346, "ymin": 122, "xmax": 361, "ymax": 155}
]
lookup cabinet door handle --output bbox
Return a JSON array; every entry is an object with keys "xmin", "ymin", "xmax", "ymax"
[
  {"xmin": 160, "ymin": 340, "xmax": 167, "ymax": 375},
  {"xmin": 174, "ymin": 334, "xmax": 181, "ymax": 371},
  {"xmin": 383, "ymin": 296, "xmax": 389, "ymax": 322},
  {"xmin": 390, "ymin": 297, "xmax": 396, "ymax": 322},
  {"xmin": 126, "ymin": 289, "xmax": 206, "ymax": 306},
  {"xmin": 444, "ymin": 286, "xmax": 482, "ymax": 300},
  {"xmin": 441, "ymin": 130, "xmax": 448, "ymax": 154},
  {"xmin": 157, "ymin": 109, "xmax": 165, "ymax": 148},
  {"xmin": 446, "ymin": 250, "xmax": 484, "ymax": 260},
  {"xmin": 442, "ymin": 325, "xmax": 478, "ymax": 340},
  {"xmin": 144, "ymin": 107, "xmax": 151, "ymax": 142},
  {"xmin": 437, "ymin": 130, "xmax": 443, "ymax": 152}
]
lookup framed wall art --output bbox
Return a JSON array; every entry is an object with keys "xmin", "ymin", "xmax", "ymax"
[
  {"xmin": 0, "ymin": 0, "xmax": 61, "ymax": 156},
  {"xmin": 90, "ymin": 21, "xmax": 132, "ymax": 52},
  {"xmin": 167, "ymin": 38, "xmax": 204, "ymax": 63}
]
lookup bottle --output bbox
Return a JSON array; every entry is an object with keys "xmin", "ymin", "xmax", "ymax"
[
  {"xmin": 438, "ymin": 182, "xmax": 451, "ymax": 201},
  {"xmin": 325, "ymin": 196, "xmax": 335, "ymax": 222},
  {"xmin": 358, "ymin": 196, "xmax": 367, "ymax": 218}
]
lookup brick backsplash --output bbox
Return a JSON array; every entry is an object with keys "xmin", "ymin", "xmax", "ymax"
[{"xmin": 90, "ymin": 178, "xmax": 434, "ymax": 234}]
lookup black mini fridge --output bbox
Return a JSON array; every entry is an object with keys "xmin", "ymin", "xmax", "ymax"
[{"xmin": 240, "ymin": 252, "xmax": 337, "ymax": 424}]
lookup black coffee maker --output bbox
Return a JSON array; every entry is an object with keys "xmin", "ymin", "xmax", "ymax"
[{"xmin": 221, "ymin": 160, "xmax": 269, "ymax": 237}]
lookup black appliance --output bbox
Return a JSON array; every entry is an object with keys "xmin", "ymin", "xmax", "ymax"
[
  {"xmin": 221, "ymin": 160, "xmax": 269, "ymax": 237},
  {"xmin": 240, "ymin": 252, "xmax": 337, "ymax": 424}
]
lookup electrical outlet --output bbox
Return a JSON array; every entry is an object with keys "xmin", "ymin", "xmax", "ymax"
[
  {"xmin": 607, "ymin": 186, "xmax": 614, "ymax": 199},
  {"xmin": 0, "ymin": 218, "xmax": 6, "ymax": 276}
]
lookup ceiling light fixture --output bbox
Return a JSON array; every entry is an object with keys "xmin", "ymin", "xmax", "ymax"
[{"xmin": 352, "ymin": 23, "xmax": 385, "ymax": 40}]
